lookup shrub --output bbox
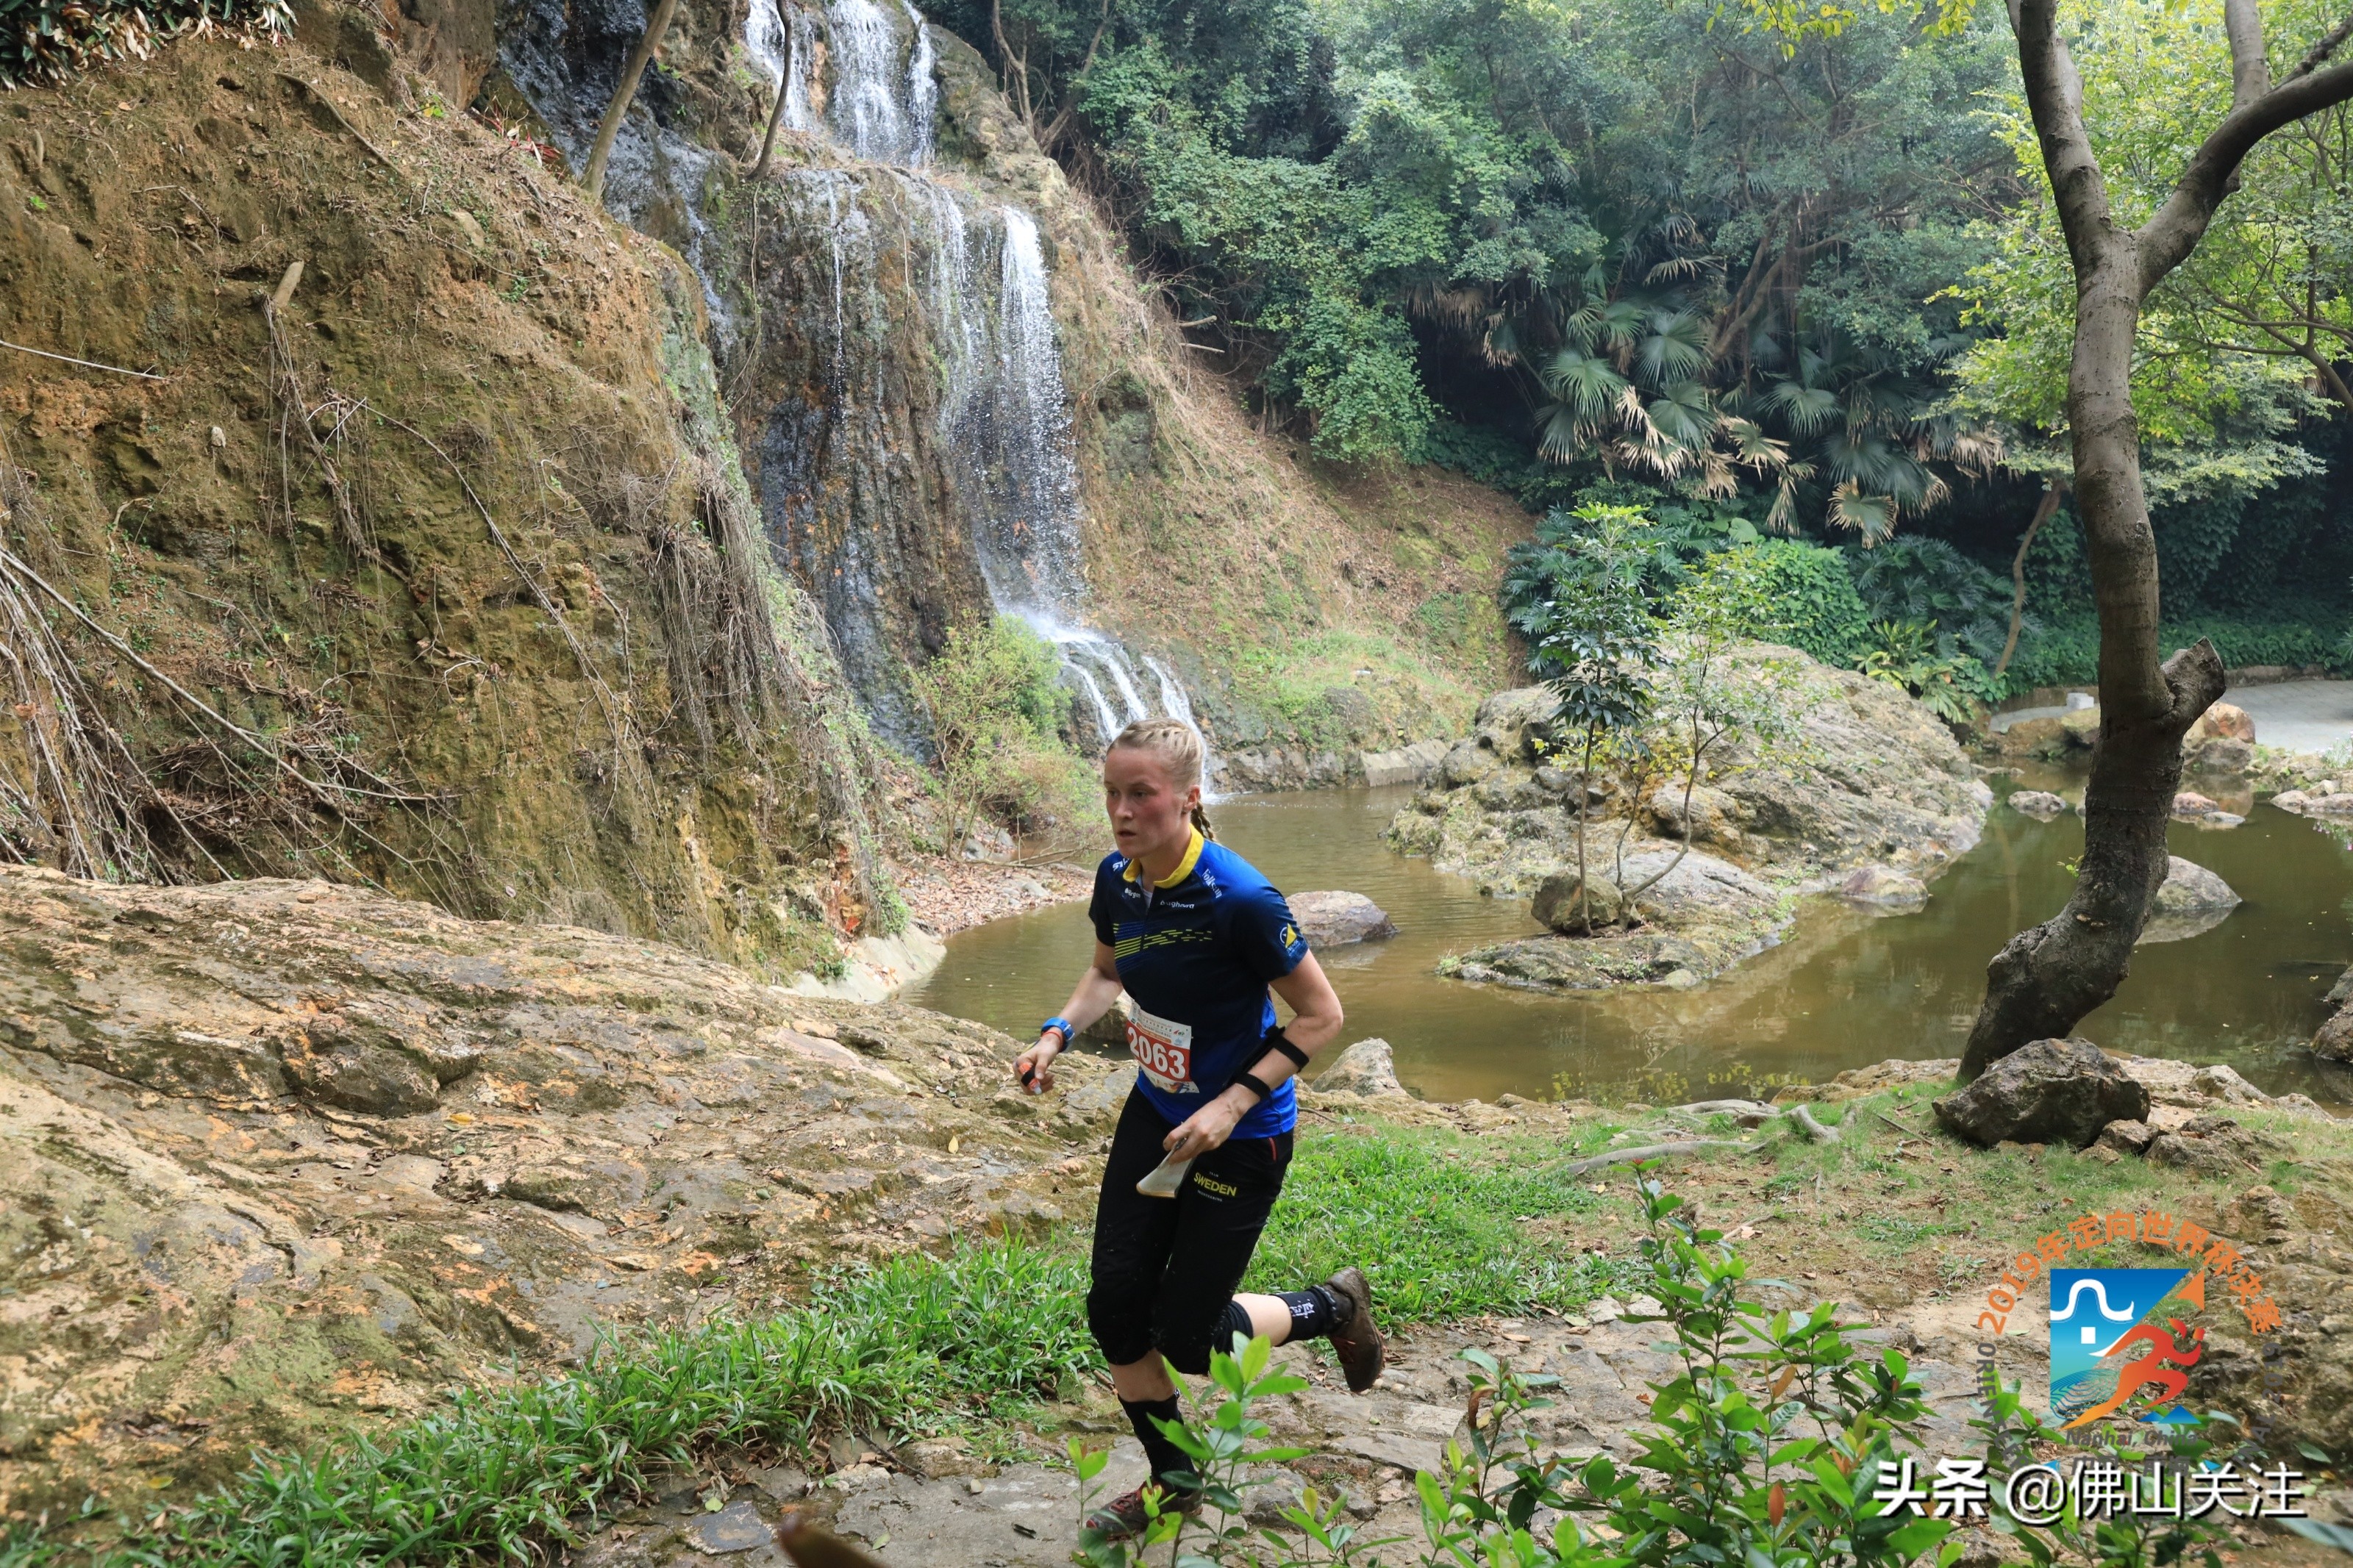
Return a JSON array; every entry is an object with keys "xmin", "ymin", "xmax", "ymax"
[
  {"xmin": 2007, "ymin": 610, "xmax": 2353, "ymax": 690},
  {"xmin": 911, "ymin": 616, "xmax": 1090, "ymax": 844},
  {"xmin": 1698, "ymin": 538, "xmax": 1875, "ymax": 667}
]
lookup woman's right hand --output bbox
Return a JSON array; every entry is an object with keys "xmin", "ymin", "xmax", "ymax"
[{"xmin": 1015, "ymin": 1034, "xmax": 1063, "ymax": 1095}]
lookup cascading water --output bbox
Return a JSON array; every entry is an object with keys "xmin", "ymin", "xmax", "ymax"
[{"xmin": 506, "ymin": 0, "xmax": 1220, "ymax": 776}]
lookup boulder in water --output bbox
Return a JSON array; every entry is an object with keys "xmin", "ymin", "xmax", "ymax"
[
  {"xmin": 2315, "ymin": 967, "xmax": 2353, "ymax": 1062},
  {"xmin": 1314, "ymin": 1038, "xmax": 1407, "ymax": 1097},
  {"xmin": 1289, "ymin": 890, "xmax": 1397, "ymax": 946},
  {"xmin": 1839, "ymin": 864, "xmax": 1927, "ymax": 909},
  {"xmin": 2139, "ymin": 855, "xmax": 2241, "ymax": 945},
  {"xmin": 2007, "ymin": 790, "xmax": 2067, "ymax": 819},
  {"xmin": 1532, "ymin": 870, "xmax": 1622, "ymax": 933},
  {"xmin": 1932, "ymin": 1037, "xmax": 2150, "ymax": 1149},
  {"xmin": 2188, "ymin": 737, "xmax": 2254, "ymax": 776}
]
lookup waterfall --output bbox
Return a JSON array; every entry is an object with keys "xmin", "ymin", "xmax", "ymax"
[
  {"xmin": 734, "ymin": 1, "xmax": 1222, "ymax": 783},
  {"xmin": 747, "ymin": 0, "xmax": 789, "ymax": 87},
  {"xmin": 768, "ymin": 0, "xmax": 932, "ymax": 165},
  {"xmin": 901, "ymin": 0, "xmax": 938, "ymax": 166}
]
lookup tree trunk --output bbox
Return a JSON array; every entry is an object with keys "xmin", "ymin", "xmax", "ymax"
[
  {"xmin": 1958, "ymin": 262, "xmax": 2226, "ymax": 1081},
  {"xmin": 1994, "ymin": 479, "xmax": 2064, "ymax": 680},
  {"xmin": 582, "ymin": 0, "xmax": 682, "ymax": 200},
  {"xmin": 749, "ymin": 30, "xmax": 794, "ymax": 181}
]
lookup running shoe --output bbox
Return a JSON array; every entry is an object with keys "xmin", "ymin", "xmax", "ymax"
[
  {"xmin": 1324, "ymin": 1267, "xmax": 1386, "ymax": 1392},
  {"xmin": 1081, "ymin": 1480, "xmax": 1201, "ymax": 1540}
]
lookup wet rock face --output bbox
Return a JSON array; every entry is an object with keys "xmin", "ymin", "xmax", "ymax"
[
  {"xmin": 0, "ymin": 864, "xmax": 1128, "ymax": 1513},
  {"xmin": 1932, "ymin": 1038, "xmax": 2152, "ymax": 1149}
]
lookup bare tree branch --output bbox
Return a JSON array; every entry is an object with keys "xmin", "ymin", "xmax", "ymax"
[
  {"xmin": 2288, "ymin": 7, "xmax": 2353, "ymax": 81},
  {"xmin": 2225, "ymin": 0, "xmax": 2272, "ymax": 107}
]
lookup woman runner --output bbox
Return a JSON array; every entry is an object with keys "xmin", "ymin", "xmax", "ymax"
[{"xmin": 1015, "ymin": 718, "xmax": 1385, "ymax": 1539}]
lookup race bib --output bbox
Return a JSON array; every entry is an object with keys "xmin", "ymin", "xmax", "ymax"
[{"xmin": 1126, "ymin": 1005, "xmax": 1196, "ymax": 1095}]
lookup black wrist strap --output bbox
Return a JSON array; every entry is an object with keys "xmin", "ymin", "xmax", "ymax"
[
  {"xmin": 1233, "ymin": 1071, "xmax": 1276, "ymax": 1103},
  {"xmin": 1263, "ymin": 1027, "xmax": 1310, "ymax": 1070}
]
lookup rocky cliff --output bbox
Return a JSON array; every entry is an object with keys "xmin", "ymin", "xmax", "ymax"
[
  {"xmin": 0, "ymin": 0, "xmax": 1532, "ymax": 964},
  {"xmin": 0, "ymin": 40, "xmax": 890, "ymax": 978}
]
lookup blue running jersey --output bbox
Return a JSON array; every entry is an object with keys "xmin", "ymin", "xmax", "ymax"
[{"xmin": 1088, "ymin": 831, "xmax": 1310, "ymax": 1137}]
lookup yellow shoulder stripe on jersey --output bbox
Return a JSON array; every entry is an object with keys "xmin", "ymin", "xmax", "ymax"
[{"xmin": 1121, "ymin": 826, "xmax": 1204, "ymax": 888}]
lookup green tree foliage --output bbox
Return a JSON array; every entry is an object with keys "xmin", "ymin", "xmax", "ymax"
[
  {"xmin": 1529, "ymin": 504, "xmax": 1657, "ymax": 932},
  {"xmin": 943, "ymin": 0, "xmax": 2013, "ymax": 496}
]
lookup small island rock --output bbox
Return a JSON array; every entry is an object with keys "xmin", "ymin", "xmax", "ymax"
[
  {"xmin": 1288, "ymin": 890, "xmax": 1398, "ymax": 947},
  {"xmin": 1532, "ymin": 870, "xmax": 1622, "ymax": 933},
  {"xmin": 1840, "ymin": 864, "xmax": 1927, "ymax": 909},
  {"xmin": 2008, "ymin": 790, "xmax": 2068, "ymax": 819}
]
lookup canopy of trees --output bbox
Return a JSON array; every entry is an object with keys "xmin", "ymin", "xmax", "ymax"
[{"xmin": 929, "ymin": 0, "xmax": 2352, "ymax": 686}]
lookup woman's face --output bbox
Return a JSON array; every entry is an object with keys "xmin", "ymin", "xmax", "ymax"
[{"xmin": 1103, "ymin": 745, "xmax": 1198, "ymax": 861}]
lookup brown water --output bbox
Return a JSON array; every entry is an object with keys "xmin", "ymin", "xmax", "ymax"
[{"xmin": 907, "ymin": 781, "xmax": 2353, "ymax": 1106}]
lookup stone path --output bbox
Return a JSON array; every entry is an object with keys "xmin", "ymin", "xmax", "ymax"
[
  {"xmin": 569, "ymin": 1309, "xmax": 2009, "ymax": 1568},
  {"xmin": 2233, "ymin": 680, "xmax": 2353, "ymax": 756}
]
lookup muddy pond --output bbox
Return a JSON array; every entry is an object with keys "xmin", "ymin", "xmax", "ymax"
[{"xmin": 907, "ymin": 776, "xmax": 2353, "ymax": 1106}]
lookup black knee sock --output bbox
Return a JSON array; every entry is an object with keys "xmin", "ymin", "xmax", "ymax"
[
  {"xmin": 1120, "ymin": 1395, "xmax": 1191, "ymax": 1489},
  {"xmin": 1274, "ymin": 1284, "xmax": 1345, "ymax": 1340}
]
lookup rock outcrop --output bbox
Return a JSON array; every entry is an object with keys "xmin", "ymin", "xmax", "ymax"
[
  {"xmin": 1289, "ymin": 891, "xmax": 1398, "ymax": 947},
  {"xmin": 2315, "ymin": 968, "xmax": 2353, "ymax": 1062},
  {"xmin": 1310, "ymin": 1039, "xmax": 1408, "ymax": 1098},
  {"xmin": 1359, "ymin": 740, "xmax": 1451, "ymax": 789},
  {"xmin": 1931, "ymin": 1038, "xmax": 2152, "ymax": 1149},
  {"xmin": 0, "ymin": 865, "xmax": 1129, "ymax": 1511},
  {"xmin": 1840, "ymin": 864, "xmax": 1927, "ymax": 909},
  {"xmin": 1397, "ymin": 649, "xmax": 1986, "ymax": 991}
]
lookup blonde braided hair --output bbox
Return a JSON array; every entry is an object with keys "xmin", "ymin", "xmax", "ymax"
[{"xmin": 1107, "ymin": 717, "xmax": 1214, "ymax": 840}]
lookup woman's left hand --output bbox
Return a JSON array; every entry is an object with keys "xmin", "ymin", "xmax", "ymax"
[{"xmin": 1163, "ymin": 1092, "xmax": 1247, "ymax": 1162}]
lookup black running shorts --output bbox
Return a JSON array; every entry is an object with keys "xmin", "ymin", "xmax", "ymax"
[{"xmin": 1086, "ymin": 1089, "xmax": 1293, "ymax": 1375}]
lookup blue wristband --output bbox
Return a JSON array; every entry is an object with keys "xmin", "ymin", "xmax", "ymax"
[{"xmin": 1040, "ymin": 1017, "xmax": 1074, "ymax": 1045}]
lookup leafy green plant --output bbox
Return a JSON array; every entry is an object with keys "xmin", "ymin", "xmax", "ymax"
[
  {"xmin": 911, "ymin": 616, "xmax": 1089, "ymax": 847},
  {"xmin": 1068, "ymin": 1336, "xmax": 1385, "ymax": 1568},
  {"xmin": 1695, "ymin": 539, "xmax": 1875, "ymax": 667},
  {"xmin": 1858, "ymin": 620, "xmax": 1990, "ymax": 724},
  {"xmin": 1077, "ymin": 1175, "xmax": 1972, "ymax": 1567},
  {"xmin": 1531, "ymin": 504, "xmax": 1657, "ymax": 932}
]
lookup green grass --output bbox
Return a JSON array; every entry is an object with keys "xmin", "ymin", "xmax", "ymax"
[
  {"xmin": 18, "ymin": 1122, "xmax": 1701, "ymax": 1566},
  {"xmin": 1248, "ymin": 1124, "xmax": 1649, "ymax": 1320},
  {"xmin": 60, "ymin": 1237, "xmax": 1098, "ymax": 1568}
]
